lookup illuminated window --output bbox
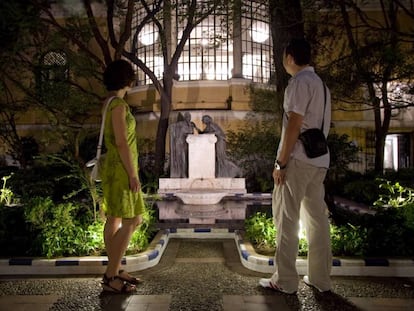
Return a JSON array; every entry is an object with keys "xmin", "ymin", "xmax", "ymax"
[
  {"xmin": 176, "ymin": 3, "xmax": 231, "ymax": 82},
  {"xmin": 133, "ymin": 3, "xmax": 163, "ymax": 85},
  {"xmin": 133, "ymin": 0, "xmax": 272, "ymax": 84},
  {"xmin": 241, "ymin": 0, "xmax": 272, "ymax": 83}
]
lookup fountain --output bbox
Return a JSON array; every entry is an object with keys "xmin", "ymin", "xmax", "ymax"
[{"xmin": 158, "ymin": 117, "xmax": 247, "ymax": 225}]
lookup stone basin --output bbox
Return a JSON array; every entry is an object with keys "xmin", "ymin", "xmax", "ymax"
[{"xmin": 175, "ymin": 190, "xmax": 228, "ymax": 205}]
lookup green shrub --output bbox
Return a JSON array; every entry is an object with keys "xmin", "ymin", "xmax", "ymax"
[
  {"xmin": 24, "ymin": 197, "xmax": 92, "ymax": 258},
  {"xmin": 21, "ymin": 194, "xmax": 157, "ymax": 258},
  {"xmin": 127, "ymin": 196, "xmax": 157, "ymax": 254},
  {"xmin": 330, "ymin": 224, "xmax": 367, "ymax": 257},
  {"xmin": 244, "ymin": 212, "xmax": 308, "ymax": 256},
  {"xmin": 326, "ymin": 132, "xmax": 360, "ymax": 184},
  {"xmin": 0, "ymin": 204, "xmax": 32, "ymax": 256},
  {"xmin": 1, "ymin": 174, "xmax": 17, "ymax": 205},
  {"xmin": 343, "ymin": 178, "xmax": 382, "ymax": 205},
  {"xmin": 227, "ymin": 124, "xmax": 279, "ymax": 192},
  {"xmin": 374, "ymin": 179, "xmax": 414, "ymax": 209},
  {"xmin": 244, "ymin": 212, "xmax": 276, "ymax": 251}
]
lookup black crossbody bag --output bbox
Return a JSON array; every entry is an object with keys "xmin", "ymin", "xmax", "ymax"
[{"xmin": 298, "ymin": 84, "xmax": 328, "ymax": 158}]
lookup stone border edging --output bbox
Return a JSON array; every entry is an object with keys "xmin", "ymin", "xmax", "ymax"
[
  {"xmin": 0, "ymin": 230, "xmax": 169, "ymax": 276},
  {"xmin": 1, "ymin": 228, "xmax": 414, "ymax": 277}
]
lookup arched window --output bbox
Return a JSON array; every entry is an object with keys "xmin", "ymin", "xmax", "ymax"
[{"xmin": 37, "ymin": 50, "xmax": 69, "ymax": 99}]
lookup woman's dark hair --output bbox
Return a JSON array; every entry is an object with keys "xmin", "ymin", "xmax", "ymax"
[
  {"xmin": 103, "ymin": 59, "xmax": 135, "ymax": 91},
  {"xmin": 285, "ymin": 38, "xmax": 311, "ymax": 66}
]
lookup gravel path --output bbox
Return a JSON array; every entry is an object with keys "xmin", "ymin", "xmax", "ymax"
[{"xmin": 1, "ymin": 239, "xmax": 413, "ymax": 310}]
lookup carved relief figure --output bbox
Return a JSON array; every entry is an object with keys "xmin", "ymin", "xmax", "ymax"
[
  {"xmin": 198, "ymin": 115, "xmax": 241, "ymax": 178},
  {"xmin": 169, "ymin": 112, "xmax": 196, "ymax": 177}
]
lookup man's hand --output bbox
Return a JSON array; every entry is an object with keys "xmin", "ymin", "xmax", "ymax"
[{"xmin": 273, "ymin": 168, "xmax": 287, "ymax": 185}]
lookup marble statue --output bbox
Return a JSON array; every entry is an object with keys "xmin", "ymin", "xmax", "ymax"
[
  {"xmin": 169, "ymin": 112, "xmax": 196, "ymax": 177},
  {"xmin": 197, "ymin": 115, "xmax": 241, "ymax": 178}
]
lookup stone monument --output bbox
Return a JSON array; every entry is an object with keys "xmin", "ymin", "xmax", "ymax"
[{"xmin": 159, "ymin": 114, "xmax": 246, "ymax": 202}]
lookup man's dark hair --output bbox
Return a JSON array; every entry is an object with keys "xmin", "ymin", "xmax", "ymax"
[
  {"xmin": 285, "ymin": 38, "xmax": 311, "ymax": 66},
  {"xmin": 103, "ymin": 59, "xmax": 135, "ymax": 91}
]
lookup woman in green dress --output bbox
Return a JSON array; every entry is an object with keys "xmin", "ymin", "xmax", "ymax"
[{"xmin": 100, "ymin": 59, "xmax": 145, "ymax": 293}]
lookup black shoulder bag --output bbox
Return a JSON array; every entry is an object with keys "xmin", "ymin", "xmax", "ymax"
[{"xmin": 298, "ymin": 84, "xmax": 328, "ymax": 158}]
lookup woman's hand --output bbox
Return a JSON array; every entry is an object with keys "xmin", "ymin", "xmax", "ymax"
[{"xmin": 129, "ymin": 176, "xmax": 141, "ymax": 193}]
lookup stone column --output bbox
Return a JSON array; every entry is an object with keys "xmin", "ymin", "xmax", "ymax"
[{"xmin": 186, "ymin": 134, "xmax": 217, "ymax": 178}]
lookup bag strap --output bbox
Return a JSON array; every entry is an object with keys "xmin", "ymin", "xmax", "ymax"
[
  {"xmin": 95, "ymin": 96, "xmax": 117, "ymax": 159},
  {"xmin": 320, "ymin": 82, "xmax": 327, "ymax": 132},
  {"xmin": 285, "ymin": 82, "xmax": 327, "ymax": 131}
]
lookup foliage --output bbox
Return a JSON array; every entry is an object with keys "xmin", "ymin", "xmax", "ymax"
[
  {"xmin": 315, "ymin": 0, "xmax": 414, "ymax": 172},
  {"xmin": 127, "ymin": 198, "xmax": 158, "ymax": 254},
  {"xmin": 244, "ymin": 212, "xmax": 276, "ymax": 252},
  {"xmin": 227, "ymin": 124, "xmax": 279, "ymax": 192},
  {"xmin": 297, "ymin": 228, "xmax": 308, "ymax": 257},
  {"xmin": 326, "ymin": 133, "xmax": 360, "ymax": 182},
  {"xmin": 374, "ymin": 179, "xmax": 414, "ymax": 209},
  {"xmin": 24, "ymin": 197, "xmax": 93, "ymax": 258},
  {"xmin": 244, "ymin": 211, "xmax": 309, "ymax": 256},
  {"xmin": 0, "ymin": 204, "xmax": 32, "ymax": 257},
  {"xmin": 21, "ymin": 192, "xmax": 157, "ymax": 258},
  {"xmin": 330, "ymin": 224, "xmax": 367, "ymax": 257},
  {"xmin": 342, "ymin": 178, "xmax": 382, "ymax": 205},
  {"xmin": 227, "ymin": 127, "xmax": 360, "ymax": 193},
  {"xmin": 37, "ymin": 153, "xmax": 101, "ymax": 221},
  {"xmin": 0, "ymin": 174, "xmax": 16, "ymax": 205},
  {"xmin": 0, "ymin": 154, "xmax": 157, "ymax": 258},
  {"xmin": 246, "ymin": 177, "xmax": 414, "ymax": 257},
  {"xmin": 249, "ymin": 85, "xmax": 282, "ymax": 115},
  {"xmin": 338, "ymin": 169, "xmax": 414, "ymax": 205},
  {"xmin": 137, "ymin": 137, "xmax": 159, "ymax": 194}
]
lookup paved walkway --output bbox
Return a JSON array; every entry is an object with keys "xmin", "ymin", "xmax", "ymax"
[{"xmin": 1, "ymin": 238, "xmax": 414, "ymax": 310}]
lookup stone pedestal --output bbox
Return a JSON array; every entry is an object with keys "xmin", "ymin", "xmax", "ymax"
[
  {"xmin": 158, "ymin": 131, "xmax": 247, "ymax": 214},
  {"xmin": 158, "ymin": 178, "xmax": 247, "ymax": 194},
  {"xmin": 186, "ymin": 134, "xmax": 217, "ymax": 178}
]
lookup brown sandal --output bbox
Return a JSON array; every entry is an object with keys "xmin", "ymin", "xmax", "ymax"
[
  {"xmin": 101, "ymin": 274, "xmax": 136, "ymax": 293},
  {"xmin": 118, "ymin": 269, "xmax": 142, "ymax": 285}
]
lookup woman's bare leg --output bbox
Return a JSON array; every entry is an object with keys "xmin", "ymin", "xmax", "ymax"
[{"xmin": 104, "ymin": 215, "xmax": 142, "ymax": 278}]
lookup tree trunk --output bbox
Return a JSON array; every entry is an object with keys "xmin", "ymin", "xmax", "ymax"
[
  {"xmin": 270, "ymin": 0, "xmax": 304, "ymax": 92},
  {"xmin": 154, "ymin": 74, "xmax": 173, "ymax": 176},
  {"xmin": 374, "ymin": 131, "xmax": 386, "ymax": 172}
]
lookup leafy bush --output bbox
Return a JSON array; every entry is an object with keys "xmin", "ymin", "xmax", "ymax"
[
  {"xmin": 1, "ymin": 174, "xmax": 16, "ymax": 205},
  {"xmin": 127, "ymin": 196, "xmax": 158, "ymax": 254},
  {"xmin": 227, "ymin": 124, "xmax": 279, "ymax": 192},
  {"xmin": 24, "ymin": 197, "xmax": 93, "ymax": 258},
  {"xmin": 374, "ymin": 179, "xmax": 414, "ymax": 210},
  {"xmin": 22, "ymin": 195, "xmax": 157, "ymax": 258},
  {"xmin": 335, "ymin": 168, "xmax": 414, "ymax": 205},
  {"xmin": 326, "ymin": 133, "xmax": 360, "ymax": 182},
  {"xmin": 0, "ymin": 152, "xmax": 158, "ymax": 259},
  {"xmin": 226, "ymin": 128, "xmax": 360, "ymax": 193},
  {"xmin": 244, "ymin": 212, "xmax": 276, "ymax": 251},
  {"xmin": 245, "ymin": 178, "xmax": 414, "ymax": 258},
  {"xmin": 342, "ymin": 178, "xmax": 382, "ymax": 205},
  {"xmin": 0, "ymin": 204, "xmax": 32, "ymax": 256},
  {"xmin": 330, "ymin": 224, "xmax": 367, "ymax": 257},
  {"xmin": 244, "ymin": 211, "xmax": 308, "ymax": 256}
]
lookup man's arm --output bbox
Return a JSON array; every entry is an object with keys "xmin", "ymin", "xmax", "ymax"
[
  {"xmin": 273, "ymin": 111, "xmax": 303, "ymax": 185},
  {"xmin": 277, "ymin": 111, "xmax": 303, "ymax": 166}
]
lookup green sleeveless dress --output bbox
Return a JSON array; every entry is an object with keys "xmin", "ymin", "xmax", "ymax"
[{"xmin": 101, "ymin": 97, "xmax": 145, "ymax": 218}]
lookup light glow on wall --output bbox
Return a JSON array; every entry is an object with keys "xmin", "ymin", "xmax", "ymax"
[
  {"xmin": 250, "ymin": 21, "xmax": 269, "ymax": 43},
  {"xmin": 138, "ymin": 24, "xmax": 159, "ymax": 45}
]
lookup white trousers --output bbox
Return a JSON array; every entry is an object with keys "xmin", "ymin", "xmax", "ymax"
[{"xmin": 270, "ymin": 158, "xmax": 332, "ymax": 292}]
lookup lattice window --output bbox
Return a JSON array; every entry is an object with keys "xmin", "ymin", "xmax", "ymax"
[{"xmin": 241, "ymin": 0, "xmax": 272, "ymax": 83}]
